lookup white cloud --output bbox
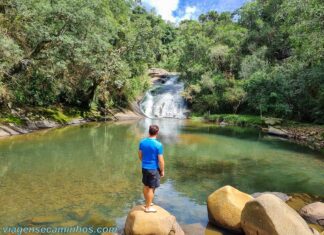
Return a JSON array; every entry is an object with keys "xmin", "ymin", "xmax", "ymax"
[
  {"xmin": 178, "ymin": 6, "xmax": 197, "ymax": 21},
  {"xmin": 142, "ymin": 0, "xmax": 179, "ymax": 22}
]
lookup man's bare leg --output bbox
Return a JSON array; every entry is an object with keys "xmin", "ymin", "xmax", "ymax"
[{"xmin": 144, "ymin": 186, "xmax": 154, "ymax": 209}]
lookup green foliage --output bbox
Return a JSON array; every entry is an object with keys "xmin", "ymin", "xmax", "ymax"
[
  {"xmin": 204, "ymin": 114, "xmax": 263, "ymax": 127},
  {"xmin": 0, "ymin": 115, "xmax": 24, "ymax": 125},
  {"xmin": 0, "ymin": 0, "xmax": 171, "ymax": 113},
  {"xmin": 0, "ymin": 0, "xmax": 323, "ymax": 124}
]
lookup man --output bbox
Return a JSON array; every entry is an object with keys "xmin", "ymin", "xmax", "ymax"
[{"xmin": 138, "ymin": 124, "xmax": 164, "ymax": 213}]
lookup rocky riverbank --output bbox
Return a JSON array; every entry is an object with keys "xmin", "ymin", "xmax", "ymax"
[
  {"xmin": 0, "ymin": 106, "xmax": 143, "ymax": 139},
  {"xmin": 198, "ymin": 114, "xmax": 324, "ymax": 152},
  {"xmin": 123, "ymin": 186, "xmax": 323, "ymax": 235}
]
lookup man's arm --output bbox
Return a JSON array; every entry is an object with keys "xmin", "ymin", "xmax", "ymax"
[
  {"xmin": 138, "ymin": 150, "xmax": 142, "ymax": 161},
  {"xmin": 158, "ymin": 154, "xmax": 164, "ymax": 177}
]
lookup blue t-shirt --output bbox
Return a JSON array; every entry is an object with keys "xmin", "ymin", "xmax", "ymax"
[{"xmin": 139, "ymin": 138, "xmax": 163, "ymax": 170}]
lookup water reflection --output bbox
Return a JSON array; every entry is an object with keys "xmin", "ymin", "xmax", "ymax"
[
  {"xmin": 136, "ymin": 118, "xmax": 185, "ymax": 144},
  {"xmin": 0, "ymin": 119, "xmax": 323, "ymax": 232}
]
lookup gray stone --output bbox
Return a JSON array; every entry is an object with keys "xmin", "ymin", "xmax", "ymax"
[
  {"xmin": 241, "ymin": 194, "xmax": 313, "ymax": 235},
  {"xmin": 251, "ymin": 192, "xmax": 291, "ymax": 202},
  {"xmin": 267, "ymin": 126, "xmax": 288, "ymax": 137},
  {"xmin": 7, "ymin": 123, "xmax": 30, "ymax": 134},
  {"xmin": 0, "ymin": 125, "xmax": 20, "ymax": 135},
  {"xmin": 26, "ymin": 120, "xmax": 59, "ymax": 129},
  {"xmin": 0, "ymin": 129, "xmax": 10, "ymax": 137},
  {"xmin": 263, "ymin": 117, "xmax": 283, "ymax": 125},
  {"xmin": 67, "ymin": 118, "xmax": 86, "ymax": 125},
  {"xmin": 300, "ymin": 202, "xmax": 324, "ymax": 226}
]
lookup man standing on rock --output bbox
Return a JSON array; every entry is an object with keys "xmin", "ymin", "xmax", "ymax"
[{"xmin": 138, "ymin": 125, "xmax": 165, "ymax": 213}]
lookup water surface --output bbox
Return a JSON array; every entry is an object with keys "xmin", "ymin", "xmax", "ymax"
[{"xmin": 0, "ymin": 119, "xmax": 323, "ymax": 232}]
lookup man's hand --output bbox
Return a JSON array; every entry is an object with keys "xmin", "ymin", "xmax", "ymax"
[
  {"xmin": 138, "ymin": 150, "xmax": 142, "ymax": 161},
  {"xmin": 158, "ymin": 154, "xmax": 164, "ymax": 177},
  {"xmin": 160, "ymin": 170, "xmax": 165, "ymax": 177}
]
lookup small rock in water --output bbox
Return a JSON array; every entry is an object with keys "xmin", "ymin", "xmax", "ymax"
[{"xmin": 300, "ymin": 202, "xmax": 324, "ymax": 226}]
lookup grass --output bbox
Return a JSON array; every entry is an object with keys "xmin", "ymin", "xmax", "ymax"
[
  {"xmin": 38, "ymin": 107, "xmax": 82, "ymax": 124},
  {"xmin": 0, "ymin": 115, "xmax": 25, "ymax": 126},
  {"xmin": 191, "ymin": 113, "xmax": 264, "ymax": 127},
  {"xmin": 0, "ymin": 106, "xmax": 83, "ymax": 126}
]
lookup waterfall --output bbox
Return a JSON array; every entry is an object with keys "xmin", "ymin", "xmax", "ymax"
[{"xmin": 140, "ymin": 76, "xmax": 187, "ymax": 119}]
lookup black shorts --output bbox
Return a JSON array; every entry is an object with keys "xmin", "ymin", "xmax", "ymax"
[{"xmin": 142, "ymin": 168, "xmax": 160, "ymax": 188}]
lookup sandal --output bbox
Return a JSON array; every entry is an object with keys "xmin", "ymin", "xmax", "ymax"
[{"xmin": 144, "ymin": 206, "xmax": 157, "ymax": 213}]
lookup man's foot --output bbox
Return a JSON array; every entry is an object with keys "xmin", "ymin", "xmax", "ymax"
[
  {"xmin": 144, "ymin": 202, "xmax": 154, "ymax": 208},
  {"xmin": 144, "ymin": 206, "xmax": 157, "ymax": 213}
]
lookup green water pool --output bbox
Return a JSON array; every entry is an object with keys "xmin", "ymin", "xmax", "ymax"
[{"xmin": 0, "ymin": 119, "xmax": 323, "ymax": 232}]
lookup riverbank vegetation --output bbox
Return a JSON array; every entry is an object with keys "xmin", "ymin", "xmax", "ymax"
[{"xmin": 0, "ymin": 0, "xmax": 323, "ymax": 124}]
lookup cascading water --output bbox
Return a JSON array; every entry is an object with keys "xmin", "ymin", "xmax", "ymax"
[{"xmin": 140, "ymin": 76, "xmax": 187, "ymax": 119}]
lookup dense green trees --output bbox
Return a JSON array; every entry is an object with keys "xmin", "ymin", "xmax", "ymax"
[
  {"xmin": 0, "ymin": 0, "xmax": 172, "ymax": 113},
  {"xmin": 175, "ymin": 0, "xmax": 324, "ymax": 123},
  {"xmin": 0, "ymin": 0, "xmax": 323, "ymax": 123}
]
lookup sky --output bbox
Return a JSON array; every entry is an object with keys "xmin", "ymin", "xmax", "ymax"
[{"xmin": 141, "ymin": 0, "xmax": 248, "ymax": 23}]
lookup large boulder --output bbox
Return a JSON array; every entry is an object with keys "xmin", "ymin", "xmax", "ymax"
[
  {"xmin": 241, "ymin": 194, "xmax": 314, "ymax": 235},
  {"xmin": 124, "ymin": 205, "xmax": 184, "ymax": 235},
  {"xmin": 251, "ymin": 192, "xmax": 291, "ymax": 202},
  {"xmin": 207, "ymin": 185, "xmax": 253, "ymax": 232},
  {"xmin": 300, "ymin": 202, "xmax": 324, "ymax": 226}
]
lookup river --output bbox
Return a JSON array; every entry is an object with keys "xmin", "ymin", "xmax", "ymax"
[{"xmin": 0, "ymin": 119, "xmax": 323, "ymax": 232}]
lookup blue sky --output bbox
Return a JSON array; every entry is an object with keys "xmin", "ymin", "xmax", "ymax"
[{"xmin": 141, "ymin": 0, "xmax": 248, "ymax": 23}]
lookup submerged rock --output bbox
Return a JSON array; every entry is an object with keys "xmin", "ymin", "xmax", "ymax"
[
  {"xmin": 286, "ymin": 193, "xmax": 322, "ymax": 211},
  {"xmin": 207, "ymin": 185, "xmax": 253, "ymax": 233},
  {"xmin": 241, "ymin": 194, "xmax": 313, "ymax": 235},
  {"xmin": 181, "ymin": 223, "xmax": 205, "ymax": 235},
  {"xmin": 124, "ymin": 205, "xmax": 184, "ymax": 235},
  {"xmin": 252, "ymin": 192, "xmax": 291, "ymax": 202},
  {"xmin": 300, "ymin": 202, "xmax": 324, "ymax": 226},
  {"xmin": 30, "ymin": 215, "xmax": 64, "ymax": 225}
]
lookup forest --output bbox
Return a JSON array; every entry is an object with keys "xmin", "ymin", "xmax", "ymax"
[{"xmin": 0, "ymin": 0, "xmax": 323, "ymax": 123}]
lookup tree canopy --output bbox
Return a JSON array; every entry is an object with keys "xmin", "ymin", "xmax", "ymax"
[{"xmin": 0, "ymin": 0, "xmax": 323, "ymax": 123}]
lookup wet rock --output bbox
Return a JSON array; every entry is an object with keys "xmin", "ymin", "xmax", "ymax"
[
  {"xmin": 241, "ymin": 194, "xmax": 313, "ymax": 235},
  {"xmin": 308, "ymin": 224, "xmax": 324, "ymax": 233},
  {"xmin": 148, "ymin": 68, "xmax": 169, "ymax": 77},
  {"xmin": 26, "ymin": 120, "xmax": 59, "ymax": 129},
  {"xmin": 205, "ymin": 223, "xmax": 238, "ymax": 235},
  {"xmin": 267, "ymin": 126, "xmax": 288, "ymax": 137},
  {"xmin": 252, "ymin": 192, "xmax": 291, "ymax": 202},
  {"xmin": 67, "ymin": 118, "xmax": 86, "ymax": 125},
  {"xmin": 67, "ymin": 209, "xmax": 89, "ymax": 221},
  {"xmin": 207, "ymin": 185, "xmax": 253, "ymax": 233},
  {"xmin": 31, "ymin": 215, "xmax": 64, "ymax": 225},
  {"xmin": 181, "ymin": 223, "xmax": 205, "ymax": 235},
  {"xmin": 263, "ymin": 117, "xmax": 283, "ymax": 126},
  {"xmin": 35, "ymin": 120, "xmax": 59, "ymax": 129},
  {"xmin": 82, "ymin": 211, "xmax": 115, "ymax": 228},
  {"xmin": 0, "ymin": 128, "xmax": 10, "ymax": 137},
  {"xmin": 124, "ymin": 205, "xmax": 184, "ymax": 235},
  {"xmin": 0, "ymin": 125, "xmax": 20, "ymax": 135},
  {"xmin": 286, "ymin": 193, "xmax": 321, "ymax": 211},
  {"xmin": 300, "ymin": 202, "xmax": 324, "ymax": 226},
  {"xmin": 7, "ymin": 123, "xmax": 29, "ymax": 134}
]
